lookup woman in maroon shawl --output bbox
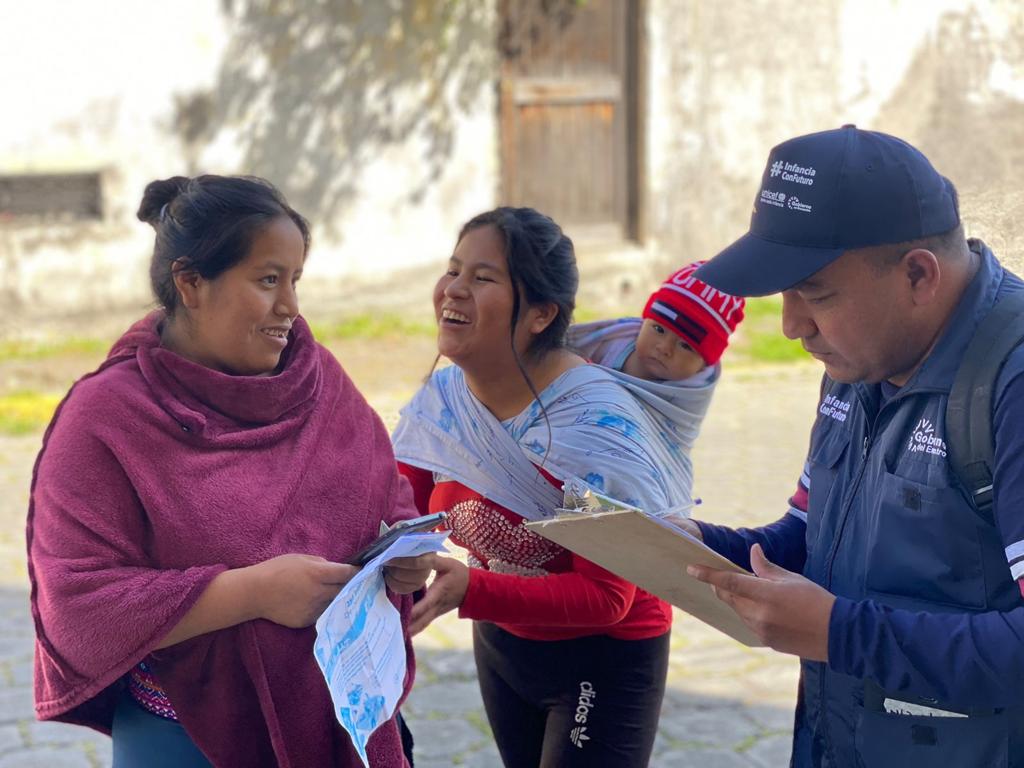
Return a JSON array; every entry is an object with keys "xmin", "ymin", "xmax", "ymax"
[{"xmin": 26, "ymin": 175, "xmax": 431, "ymax": 767}]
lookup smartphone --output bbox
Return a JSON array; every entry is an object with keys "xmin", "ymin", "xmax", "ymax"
[{"xmin": 347, "ymin": 511, "xmax": 448, "ymax": 566}]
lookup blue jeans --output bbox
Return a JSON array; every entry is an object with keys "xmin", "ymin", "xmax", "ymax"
[{"xmin": 111, "ymin": 692, "xmax": 212, "ymax": 768}]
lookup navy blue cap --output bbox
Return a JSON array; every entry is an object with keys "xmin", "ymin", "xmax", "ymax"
[{"xmin": 694, "ymin": 125, "xmax": 960, "ymax": 296}]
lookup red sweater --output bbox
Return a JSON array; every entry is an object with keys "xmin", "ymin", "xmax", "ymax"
[{"xmin": 398, "ymin": 462, "xmax": 672, "ymax": 641}]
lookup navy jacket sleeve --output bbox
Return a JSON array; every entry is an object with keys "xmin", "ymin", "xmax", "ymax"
[
  {"xmin": 827, "ymin": 350, "xmax": 1024, "ymax": 708},
  {"xmin": 697, "ymin": 511, "xmax": 807, "ymax": 573},
  {"xmin": 828, "ymin": 598, "xmax": 1024, "ymax": 708}
]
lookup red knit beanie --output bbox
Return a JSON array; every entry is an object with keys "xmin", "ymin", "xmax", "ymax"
[{"xmin": 642, "ymin": 261, "xmax": 746, "ymax": 366}]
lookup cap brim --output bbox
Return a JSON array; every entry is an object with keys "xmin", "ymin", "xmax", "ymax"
[{"xmin": 694, "ymin": 234, "xmax": 846, "ymax": 297}]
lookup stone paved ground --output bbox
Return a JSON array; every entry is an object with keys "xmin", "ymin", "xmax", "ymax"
[{"xmin": 0, "ymin": 332, "xmax": 820, "ymax": 765}]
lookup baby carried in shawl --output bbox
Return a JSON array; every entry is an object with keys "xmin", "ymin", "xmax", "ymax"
[
  {"xmin": 565, "ymin": 317, "xmax": 723, "ymax": 518},
  {"xmin": 393, "ymin": 317, "xmax": 720, "ymax": 525}
]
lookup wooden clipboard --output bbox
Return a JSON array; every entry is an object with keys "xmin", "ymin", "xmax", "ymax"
[{"xmin": 525, "ymin": 509, "xmax": 763, "ymax": 647}]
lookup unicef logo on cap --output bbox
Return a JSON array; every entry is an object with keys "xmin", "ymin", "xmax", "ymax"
[{"xmin": 759, "ymin": 189, "xmax": 787, "ymax": 208}]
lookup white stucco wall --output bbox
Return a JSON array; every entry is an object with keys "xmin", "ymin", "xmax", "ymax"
[
  {"xmin": 644, "ymin": 0, "xmax": 1024, "ymax": 275},
  {"xmin": 0, "ymin": 0, "xmax": 499, "ymax": 316},
  {"xmin": 6, "ymin": 0, "xmax": 1024, "ymax": 318},
  {"xmin": 0, "ymin": 1, "xmax": 229, "ymax": 313}
]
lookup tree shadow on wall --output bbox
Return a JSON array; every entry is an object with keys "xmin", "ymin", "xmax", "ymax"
[{"xmin": 177, "ymin": 0, "xmax": 495, "ymax": 239}]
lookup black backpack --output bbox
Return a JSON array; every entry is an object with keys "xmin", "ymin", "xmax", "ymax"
[{"xmin": 946, "ymin": 289, "xmax": 1024, "ymax": 519}]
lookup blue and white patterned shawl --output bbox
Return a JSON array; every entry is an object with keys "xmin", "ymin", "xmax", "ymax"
[
  {"xmin": 566, "ymin": 317, "xmax": 719, "ymax": 465},
  {"xmin": 391, "ymin": 361, "xmax": 704, "ymax": 522}
]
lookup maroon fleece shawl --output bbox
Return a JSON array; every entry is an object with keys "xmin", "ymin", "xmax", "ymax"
[{"xmin": 27, "ymin": 312, "xmax": 418, "ymax": 767}]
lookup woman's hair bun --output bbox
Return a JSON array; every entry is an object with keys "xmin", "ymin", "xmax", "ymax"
[{"xmin": 136, "ymin": 176, "xmax": 191, "ymax": 226}]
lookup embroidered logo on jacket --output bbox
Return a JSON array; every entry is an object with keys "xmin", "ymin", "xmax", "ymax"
[
  {"xmin": 819, "ymin": 393, "xmax": 851, "ymax": 423},
  {"xmin": 908, "ymin": 418, "xmax": 947, "ymax": 457}
]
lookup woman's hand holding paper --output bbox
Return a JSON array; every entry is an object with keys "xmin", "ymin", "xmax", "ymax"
[
  {"xmin": 251, "ymin": 554, "xmax": 359, "ymax": 629},
  {"xmin": 408, "ymin": 556, "xmax": 470, "ymax": 635},
  {"xmin": 385, "ymin": 554, "xmax": 436, "ymax": 595}
]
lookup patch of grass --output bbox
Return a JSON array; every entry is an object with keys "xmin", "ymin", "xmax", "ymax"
[
  {"xmin": 571, "ymin": 305, "xmax": 605, "ymax": 324},
  {"xmin": 0, "ymin": 391, "xmax": 62, "ymax": 435},
  {"xmin": 0, "ymin": 337, "xmax": 108, "ymax": 362},
  {"xmin": 310, "ymin": 314, "xmax": 435, "ymax": 341},
  {"xmin": 745, "ymin": 332, "xmax": 810, "ymax": 362},
  {"xmin": 730, "ymin": 296, "xmax": 809, "ymax": 364},
  {"xmin": 742, "ymin": 295, "xmax": 785, "ymax": 322}
]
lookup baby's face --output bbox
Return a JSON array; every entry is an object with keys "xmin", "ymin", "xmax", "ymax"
[{"xmin": 635, "ymin": 319, "xmax": 707, "ymax": 381}]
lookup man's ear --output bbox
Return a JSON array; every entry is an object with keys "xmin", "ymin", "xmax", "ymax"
[
  {"xmin": 171, "ymin": 261, "xmax": 203, "ymax": 310},
  {"xmin": 902, "ymin": 248, "xmax": 941, "ymax": 306},
  {"xmin": 527, "ymin": 302, "xmax": 559, "ymax": 335}
]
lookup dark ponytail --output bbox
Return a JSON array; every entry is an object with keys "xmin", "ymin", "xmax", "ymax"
[{"xmin": 137, "ymin": 175, "xmax": 310, "ymax": 314}]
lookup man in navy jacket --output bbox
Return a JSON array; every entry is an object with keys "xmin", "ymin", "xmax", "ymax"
[{"xmin": 687, "ymin": 125, "xmax": 1024, "ymax": 767}]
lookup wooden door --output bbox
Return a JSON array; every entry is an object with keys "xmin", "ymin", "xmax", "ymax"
[{"xmin": 499, "ymin": 0, "xmax": 640, "ymax": 242}]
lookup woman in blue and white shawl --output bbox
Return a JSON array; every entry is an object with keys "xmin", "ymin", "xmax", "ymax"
[{"xmin": 393, "ymin": 208, "xmax": 695, "ymax": 767}]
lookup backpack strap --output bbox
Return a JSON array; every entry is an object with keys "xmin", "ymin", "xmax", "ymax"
[{"xmin": 946, "ymin": 288, "xmax": 1024, "ymax": 520}]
